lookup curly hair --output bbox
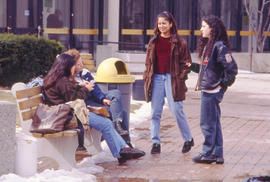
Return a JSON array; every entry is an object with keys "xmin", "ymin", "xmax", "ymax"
[
  {"xmin": 43, "ymin": 53, "xmax": 75, "ymax": 89},
  {"xmin": 154, "ymin": 11, "xmax": 178, "ymax": 36},
  {"xmin": 64, "ymin": 48, "xmax": 80, "ymax": 62},
  {"xmin": 197, "ymin": 15, "xmax": 231, "ymax": 58}
]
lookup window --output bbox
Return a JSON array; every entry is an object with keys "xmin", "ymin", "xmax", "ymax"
[
  {"xmin": 120, "ymin": 0, "xmax": 145, "ymax": 51},
  {"xmin": 220, "ymin": 0, "xmax": 239, "ymax": 51},
  {"xmin": 43, "ymin": 0, "xmax": 70, "ymax": 47},
  {"xmin": 0, "ymin": 0, "xmax": 7, "ymax": 27},
  {"xmin": 73, "ymin": 0, "xmax": 97, "ymax": 51},
  {"xmin": 174, "ymin": 0, "xmax": 192, "ymax": 46}
]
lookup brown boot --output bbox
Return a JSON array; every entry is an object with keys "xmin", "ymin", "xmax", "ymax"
[{"xmin": 113, "ymin": 120, "xmax": 129, "ymax": 136}]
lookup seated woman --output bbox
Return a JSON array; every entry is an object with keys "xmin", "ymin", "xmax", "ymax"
[
  {"xmin": 64, "ymin": 49, "xmax": 133, "ymax": 148},
  {"xmin": 43, "ymin": 53, "xmax": 145, "ymax": 164}
]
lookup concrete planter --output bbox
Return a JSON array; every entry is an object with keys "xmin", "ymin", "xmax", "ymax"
[
  {"xmin": 96, "ymin": 45, "xmax": 270, "ymax": 73},
  {"xmin": 232, "ymin": 53, "xmax": 270, "ymax": 73},
  {"xmin": 192, "ymin": 53, "xmax": 270, "ymax": 73}
]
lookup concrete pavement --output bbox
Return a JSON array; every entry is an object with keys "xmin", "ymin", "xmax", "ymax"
[{"xmin": 95, "ymin": 71, "xmax": 270, "ymax": 181}]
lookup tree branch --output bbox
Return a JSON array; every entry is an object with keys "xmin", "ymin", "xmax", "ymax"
[
  {"xmin": 244, "ymin": 0, "xmax": 270, "ymax": 52},
  {"xmin": 258, "ymin": 0, "xmax": 265, "ymax": 36},
  {"xmin": 262, "ymin": 7, "xmax": 270, "ymax": 32},
  {"xmin": 262, "ymin": 8, "xmax": 270, "ymax": 49},
  {"xmin": 244, "ymin": 0, "xmax": 257, "ymax": 33},
  {"xmin": 265, "ymin": 0, "xmax": 270, "ymax": 5}
]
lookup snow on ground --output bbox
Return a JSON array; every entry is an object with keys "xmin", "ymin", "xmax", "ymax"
[
  {"xmin": 0, "ymin": 70, "xmax": 269, "ymax": 181},
  {"xmin": 0, "ymin": 97, "xmax": 152, "ymax": 182}
]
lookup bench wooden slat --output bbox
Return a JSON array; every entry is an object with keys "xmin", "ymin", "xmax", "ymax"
[
  {"xmin": 18, "ymin": 96, "xmax": 43, "ymax": 110},
  {"xmin": 21, "ymin": 109, "xmax": 36, "ymax": 121},
  {"xmin": 43, "ymin": 129, "xmax": 78, "ymax": 138},
  {"xmin": 43, "ymin": 132, "xmax": 64, "ymax": 138},
  {"xmin": 16, "ymin": 86, "xmax": 42, "ymax": 99},
  {"xmin": 32, "ymin": 133, "xmax": 43, "ymax": 138},
  {"xmin": 32, "ymin": 130, "xmax": 78, "ymax": 138},
  {"xmin": 63, "ymin": 129, "xmax": 79, "ymax": 136}
]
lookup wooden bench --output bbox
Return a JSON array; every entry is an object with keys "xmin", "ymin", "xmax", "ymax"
[{"xmin": 11, "ymin": 82, "xmax": 102, "ymax": 170}]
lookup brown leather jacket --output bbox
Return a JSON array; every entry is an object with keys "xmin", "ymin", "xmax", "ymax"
[
  {"xmin": 44, "ymin": 76, "xmax": 89, "ymax": 106},
  {"xmin": 143, "ymin": 34, "xmax": 192, "ymax": 102}
]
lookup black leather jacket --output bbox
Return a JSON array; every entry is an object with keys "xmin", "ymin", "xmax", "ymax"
[{"xmin": 191, "ymin": 41, "xmax": 238, "ymax": 90}]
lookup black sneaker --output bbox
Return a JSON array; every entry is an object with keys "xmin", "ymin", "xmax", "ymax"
[
  {"xmin": 120, "ymin": 147, "xmax": 145, "ymax": 159},
  {"xmin": 192, "ymin": 154, "xmax": 216, "ymax": 164},
  {"xmin": 182, "ymin": 138, "xmax": 194, "ymax": 153},
  {"xmin": 151, "ymin": 143, "xmax": 161, "ymax": 154},
  {"xmin": 213, "ymin": 155, "xmax": 224, "ymax": 164},
  {"xmin": 118, "ymin": 156, "xmax": 127, "ymax": 165},
  {"xmin": 127, "ymin": 142, "xmax": 134, "ymax": 148},
  {"xmin": 76, "ymin": 145, "xmax": 87, "ymax": 154}
]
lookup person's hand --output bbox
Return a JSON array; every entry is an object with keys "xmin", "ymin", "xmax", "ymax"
[
  {"xmin": 79, "ymin": 82, "xmax": 85, "ymax": 87},
  {"xmin": 79, "ymin": 80, "xmax": 88, "ymax": 87},
  {"xmin": 102, "ymin": 99, "xmax": 111, "ymax": 106},
  {"xmin": 84, "ymin": 81, "xmax": 95, "ymax": 92},
  {"xmin": 186, "ymin": 62, "xmax": 191, "ymax": 67}
]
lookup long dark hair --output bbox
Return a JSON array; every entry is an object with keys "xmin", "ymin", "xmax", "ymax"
[
  {"xmin": 154, "ymin": 11, "xmax": 178, "ymax": 36},
  {"xmin": 197, "ymin": 15, "xmax": 231, "ymax": 58},
  {"xmin": 43, "ymin": 53, "xmax": 75, "ymax": 89}
]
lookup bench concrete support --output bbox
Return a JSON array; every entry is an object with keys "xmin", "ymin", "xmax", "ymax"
[
  {"xmin": 85, "ymin": 128, "xmax": 102, "ymax": 155},
  {"xmin": 37, "ymin": 136, "xmax": 78, "ymax": 170},
  {"xmin": 0, "ymin": 101, "xmax": 16, "ymax": 175}
]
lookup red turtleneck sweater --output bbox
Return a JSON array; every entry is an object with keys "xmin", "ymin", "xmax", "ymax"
[{"xmin": 155, "ymin": 35, "xmax": 171, "ymax": 74}]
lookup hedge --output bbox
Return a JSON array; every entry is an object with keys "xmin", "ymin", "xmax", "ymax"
[{"xmin": 0, "ymin": 33, "xmax": 64, "ymax": 87}]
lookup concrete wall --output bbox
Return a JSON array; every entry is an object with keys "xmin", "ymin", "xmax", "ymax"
[
  {"xmin": 0, "ymin": 101, "xmax": 16, "ymax": 175},
  {"xmin": 190, "ymin": 53, "xmax": 270, "ymax": 73},
  {"xmin": 95, "ymin": 45, "xmax": 270, "ymax": 73},
  {"xmin": 114, "ymin": 51, "xmax": 146, "ymax": 74}
]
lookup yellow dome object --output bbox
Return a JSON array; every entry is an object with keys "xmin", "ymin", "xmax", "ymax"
[{"xmin": 95, "ymin": 58, "xmax": 135, "ymax": 83}]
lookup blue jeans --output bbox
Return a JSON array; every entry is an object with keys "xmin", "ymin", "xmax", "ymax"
[
  {"xmin": 200, "ymin": 88, "xmax": 225, "ymax": 157},
  {"xmin": 151, "ymin": 74, "xmax": 192, "ymax": 144},
  {"xmin": 88, "ymin": 112, "xmax": 127, "ymax": 158},
  {"xmin": 86, "ymin": 90, "xmax": 131, "ymax": 143}
]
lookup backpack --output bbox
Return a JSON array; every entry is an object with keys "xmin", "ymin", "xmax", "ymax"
[{"xmin": 221, "ymin": 54, "xmax": 238, "ymax": 87}]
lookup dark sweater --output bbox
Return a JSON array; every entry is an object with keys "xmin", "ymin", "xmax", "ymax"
[
  {"xmin": 155, "ymin": 35, "xmax": 171, "ymax": 74},
  {"xmin": 44, "ymin": 76, "xmax": 89, "ymax": 106}
]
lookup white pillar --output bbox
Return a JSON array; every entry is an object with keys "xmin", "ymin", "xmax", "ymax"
[{"xmin": 108, "ymin": 0, "xmax": 120, "ymax": 52}]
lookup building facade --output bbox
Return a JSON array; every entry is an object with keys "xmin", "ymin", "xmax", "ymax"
[{"xmin": 0, "ymin": 0, "xmax": 269, "ymax": 56}]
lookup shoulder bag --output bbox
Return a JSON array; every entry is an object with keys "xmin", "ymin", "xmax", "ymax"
[{"xmin": 30, "ymin": 103, "xmax": 74, "ymax": 134}]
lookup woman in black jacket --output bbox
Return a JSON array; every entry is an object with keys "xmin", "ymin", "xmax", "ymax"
[{"xmin": 190, "ymin": 15, "xmax": 237, "ymax": 164}]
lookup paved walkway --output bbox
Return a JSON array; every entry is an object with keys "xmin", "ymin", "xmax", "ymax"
[{"xmin": 94, "ymin": 72, "xmax": 270, "ymax": 182}]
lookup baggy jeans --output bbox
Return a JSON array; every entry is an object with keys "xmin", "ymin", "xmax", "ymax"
[
  {"xmin": 86, "ymin": 89, "xmax": 131, "ymax": 143},
  {"xmin": 88, "ymin": 112, "xmax": 126, "ymax": 158},
  {"xmin": 151, "ymin": 74, "xmax": 193, "ymax": 144},
  {"xmin": 200, "ymin": 88, "xmax": 225, "ymax": 157}
]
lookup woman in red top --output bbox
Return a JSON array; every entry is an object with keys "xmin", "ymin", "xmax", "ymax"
[{"xmin": 143, "ymin": 11, "xmax": 194, "ymax": 154}]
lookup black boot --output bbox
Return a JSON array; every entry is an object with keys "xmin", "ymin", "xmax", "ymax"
[{"xmin": 113, "ymin": 120, "xmax": 129, "ymax": 136}]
